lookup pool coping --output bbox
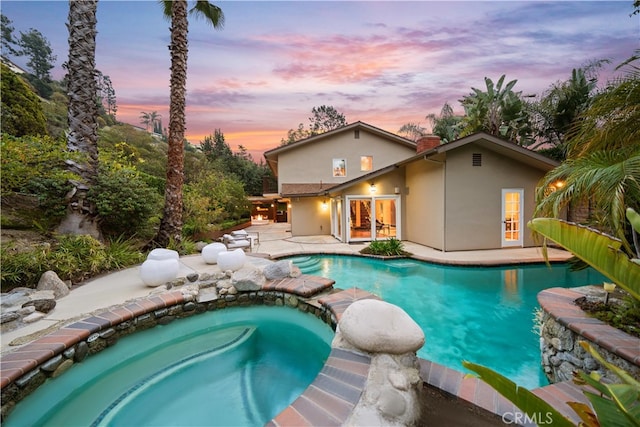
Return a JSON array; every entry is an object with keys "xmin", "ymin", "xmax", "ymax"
[{"xmin": 1, "ymin": 265, "xmax": 605, "ymax": 425}]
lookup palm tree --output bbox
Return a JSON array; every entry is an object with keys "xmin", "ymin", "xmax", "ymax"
[
  {"xmin": 425, "ymin": 102, "xmax": 463, "ymax": 143},
  {"xmin": 139, "ymin": 111, "xmax": 161, "ymax": 132},
  {"xmin": 153, "ymin": 0, "xmax": 224, "ymax": 247},
  {"xmin": 56, "ymin": 0, "xmax": 101, "ymax": 239},
  {"xmin": 535, "ymin": 51, "xmax": 640, "ymax": 253}
]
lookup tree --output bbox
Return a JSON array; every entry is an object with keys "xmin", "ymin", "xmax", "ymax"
[
  {"xmin": 397, "ymin": 122, "xmax": 426, "ymax": 141},
  {"xmin": 528, "ymin": 63, "xmax": 604, "ymax": 159},
  {"xmin": 153, "ymin": 0, "xmax": 224, "ymax": 248},
  {"xmin": 425, "ymin": 102, "xmax": 463, "ymax": 143},
  {"xmin": 17, "ymin": 28, "xmax": 56, "ymax": 81},
  {"xmin": 96, "ymin": 71, "xmax": 117, "ymax": 119},
  {"xmin": 1, "ymin": 14, "xmax": 19, "ymax": 56},
  {"xmin": 56, "ymin": 0, "xmax": 101, "ymax": 239},
  {"xmin": 459, "ymin": 75, "xmax": 532, "ymax": 145},
  {"xmin": 139, "ymin": 111, "xmax": 161, "ymax": 132},
  {"xmin": 281, "ymin": 105, "xmax": 347, "ymax": 145},
  {"xmin": 309, "ymin": 105, "xmax": 347, "ymax": 134}
]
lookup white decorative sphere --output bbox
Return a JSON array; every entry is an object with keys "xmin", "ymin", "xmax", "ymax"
[
  {"xmin": 217, "ymin": 248, "xmax": 246, "ymax": 271},
  {"xmin": 147, "ymin": 248, "xmax": 179, "ymax": 261},
  {"xmin": 140, "ymin": 258, "xmax": 180, "ymax": 287},
  {"xmin": 202, "ymin": 242, "xmax": 227, "ymax": 264}
]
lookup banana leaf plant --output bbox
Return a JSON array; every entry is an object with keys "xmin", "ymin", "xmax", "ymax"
[
  {"xmin": 527, "ymin": 208, "xmax": 640, "ymax": 301},
  {"xmin": 463, "ymin": 341, "xmax": 640, "ymax": 427}
]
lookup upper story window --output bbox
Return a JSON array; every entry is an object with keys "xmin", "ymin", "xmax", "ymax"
[
  {"xmin": 354, "ymin": 129, "xmax": 360, "ymax": 139},
  {"xmin": 333, "ymin": 158, "xmax": 346, "ymax": 177},
  {"xmin": 360, "ymin": 156, "xmax": 373, "ymax": 171}
]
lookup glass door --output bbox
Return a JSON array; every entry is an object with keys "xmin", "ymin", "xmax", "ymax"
[
  {"xmin": 331, "ymin": 198, "xmax": 342, "ymax": 241},
  {"xmin": 349, "ymin": 198, "xmax": 372, "ymax": 241},
  {"xmin": 502, "ymin": 189, "xmax": 524, "ymax": 247}
]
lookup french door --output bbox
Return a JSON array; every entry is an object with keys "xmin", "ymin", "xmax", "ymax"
[
  {"xmin": 501, "ymin": 189, "xmax": 523, "ymax": 247},
  {"xmin": 346, "ymin": 196, "xmax": 399, "ymax": 242}
]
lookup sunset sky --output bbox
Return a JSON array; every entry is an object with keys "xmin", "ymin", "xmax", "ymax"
[{"xmin": 2, "ymin": 1, "xmax": 638, "ymax": 160}]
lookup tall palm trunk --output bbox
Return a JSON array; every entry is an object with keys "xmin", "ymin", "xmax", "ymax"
[
  {"xmin": 154, "ymin": 0, "xmax": 188, "ymax": 247},
  {"xmin": 57, "ymin": 0, "xmax": 101, "ymax": 239}
]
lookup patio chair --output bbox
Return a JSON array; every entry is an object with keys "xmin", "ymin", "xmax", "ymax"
[{"xmin": 221, "ymin": 234, "xmax": 251, "ymax": 251}]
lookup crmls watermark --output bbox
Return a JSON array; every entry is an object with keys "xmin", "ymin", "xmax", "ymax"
[{"xmin": 502, "ymin": 412, "xmax": 554, "ymax": 425}]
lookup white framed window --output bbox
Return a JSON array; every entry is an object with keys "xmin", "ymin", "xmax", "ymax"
[{"xmin": 332, "ymin": 158, "xmax": 346, "ymax": 177}]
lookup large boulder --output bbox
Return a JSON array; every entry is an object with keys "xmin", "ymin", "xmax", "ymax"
[
  {"xmin": 36, "ymin": 271, "xmax": 70, "ymax": 299},
  {"xmin": 263, "ymin": 260, "xmax": 301, "ymax": 280},
  {"xmin": 232, "ymin": 264, "xmax": 266, "ymax": 291}
]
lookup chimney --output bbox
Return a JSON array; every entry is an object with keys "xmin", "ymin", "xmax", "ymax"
[{"xmin": 416, "ymin": 135, "xmax": 441, "ymax": 154}]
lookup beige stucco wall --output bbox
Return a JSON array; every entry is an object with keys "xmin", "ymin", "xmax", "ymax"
[
  {"xmin": 290, "ymin": 197, "xmax": 331, "ymax": 236},
  {"xmin": 277, "ymin": 129, "xmax": 415, "ymax": 193},
  {"xmin": 404, "ymin": 157, "xmax": 445, "ymax": 249},
  {"xmin": 443, "ymin": 143, "xmax": 546, "ymax": 251}
]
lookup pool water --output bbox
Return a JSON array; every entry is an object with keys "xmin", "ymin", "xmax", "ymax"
[
  {"xmin": 288, "ymin": 255, "xmax": 606, "ymax": 389},
  {"xmin": 5, "ymin": 306, "xmax": 334, "ymax": 427}
]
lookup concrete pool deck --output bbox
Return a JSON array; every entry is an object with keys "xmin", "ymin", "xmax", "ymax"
[{"xmin": 2, "ymin": 222, "xmax": 589, "ymax": 424}]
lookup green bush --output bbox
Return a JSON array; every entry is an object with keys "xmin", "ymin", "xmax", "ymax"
[
  {"xmin": 0, "ymin": 235, "xmax": 144, "ymax": 291},
  {"xmin": 360, "ymin": 238, "xmax": 408, "ymax": 256},
  {"xmin": 89, "ymin": 166, "xmax": 162, "ymax": 239}
]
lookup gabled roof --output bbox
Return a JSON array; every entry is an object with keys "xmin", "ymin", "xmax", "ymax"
[
  {"xmin": 263, "ymin": 121, "xmax": 416, "ymax": 175},
  {"xmin": 397, "ymin": 131, "xmax": 560, "ymax": 171}
]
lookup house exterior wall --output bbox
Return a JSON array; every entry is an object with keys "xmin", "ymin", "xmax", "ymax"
[
  {"xmin": 404, "ymin": 157, "xmax": 445, "ymax": 249},
  {"xmin": 277, "ymin": 129, "xmax": 415, "ymax": 193},
  {"xmin": 290, "ymin": 197, "xmax": 331, "ymax": 236},
  {"xmin": 443, "ymin": 143, "xmax": 546, "ymax": 250}
]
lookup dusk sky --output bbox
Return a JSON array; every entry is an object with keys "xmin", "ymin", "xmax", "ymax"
[{"xmin": 2, "ymin": 1, "xmax": 638, "ymax": 160}]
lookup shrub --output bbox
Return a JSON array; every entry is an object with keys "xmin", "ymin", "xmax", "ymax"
[
  {"xmin": 89, "ymin": 166, "xmax": 162, "ymax": 239},
  {"xmin": 0, "ymin": 235, "xmax": 144, "ymax": 291},
  {"xmin": 360, "ymin": 238, "xmax": 408, "ymax": 256}
]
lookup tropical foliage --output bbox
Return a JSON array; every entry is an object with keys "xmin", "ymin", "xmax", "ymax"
[
  {"xmin": 459, "ymin": 75, "xmax": 532, "ymax": 145},
  {"xmin": 361, "ymin": 238, "xmax": 408, "ymax": 256}
]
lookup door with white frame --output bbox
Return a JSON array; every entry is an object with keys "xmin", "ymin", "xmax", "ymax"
[
  {"xmin": 331, "ymin": 198, "xmax": 343, "ymax": 241},
  {"xmin": 501, "ymin": 189, "xmax": 524, "ymax": 247},
  {"xmin": 346, "ymin": 195, "xmax": 400, "ymax": 243}
]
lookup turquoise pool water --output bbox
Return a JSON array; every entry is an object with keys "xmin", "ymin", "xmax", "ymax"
[
  {"xmin": 287, "ymin": 255, "xmax": 606, "ymax": 389},
  {"xmin": 5, "ymin": 306, "xmax": 334, "ymax": 427}
]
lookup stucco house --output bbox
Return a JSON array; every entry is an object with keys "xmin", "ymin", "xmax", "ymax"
[{"xmin": 263, "ymin": 122, "xmax": 559, "ymax": 251}]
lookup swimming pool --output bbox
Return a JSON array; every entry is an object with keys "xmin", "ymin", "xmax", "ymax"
[
  {"xmin": 4, "ymin": 306, "xmax": 334, "ymax": 427},
  {"xmin": 287, "ymin": 255, "xmax": 606, "ymax": 389}
]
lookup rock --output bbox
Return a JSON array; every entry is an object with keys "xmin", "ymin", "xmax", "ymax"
[
  {"xmin": 23, "ymin": 299, "xmax": 56, "ymax": 313},
  {"xmin": 23, "ymin": 312, "xmax": 46, "ymax": 323},
  {"xmin": 201, "ymin": 243, "xmax": 227, "ymax": 264},
  {"xmin": 232, "ymin": 265, "xmax": 265, "ymax": 291},
  {"xmin": 195, "ymin": 241, "xmax": 208, "ymax": 252},
  {"xmin": 336, "ymin": 299, "xmax": 425, "ymax": 354},
  {"xmin": 263, "ymin": 260, "xmax": 294, "ymax": 280},
  {"xmin": 1, "ymin": 289, "xmax": 32, "ymax": 307},
  {"xmin": 36, "ymin": 271, "xmax": 70, "ymax": 299},
  {"xmin": 0, "ymin": 312, "xmax": 20, "ymax": 324},
  {"xmin": 217, "ymin": 248, "xmax": 246, "ymax": 271}
]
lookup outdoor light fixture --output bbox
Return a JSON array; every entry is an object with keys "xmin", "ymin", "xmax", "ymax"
[
  {"xmin": 370, "ymin": 184, "xmax": 377, "ymax": 194},
  {"xmin": 603, "ymin": 282, "xmax": 616, "ymax": 305},
  {"xmin": 321, "ymin": 200, "xmax": 328, "ymax": 210}
]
